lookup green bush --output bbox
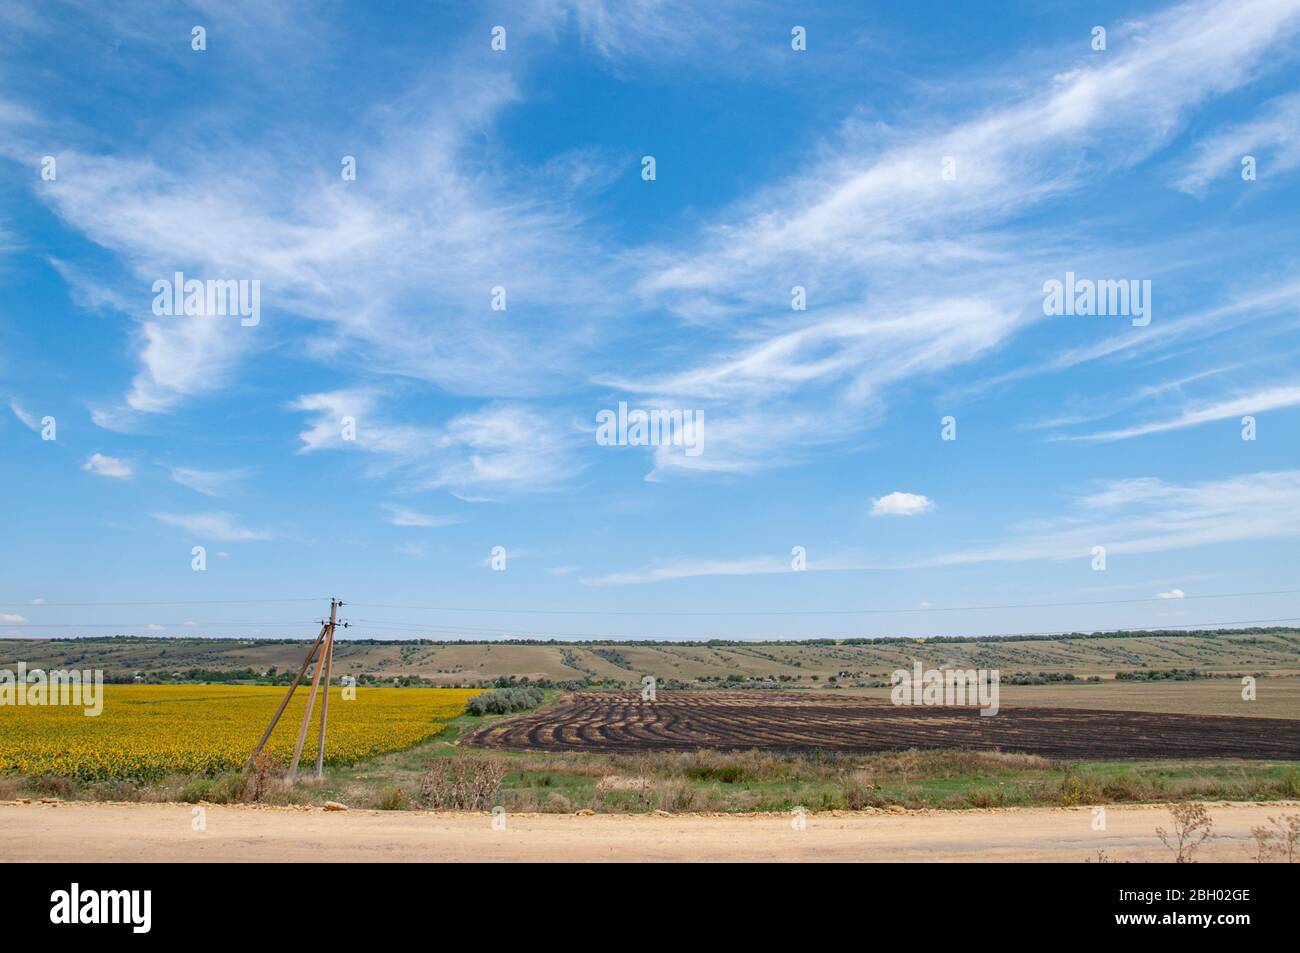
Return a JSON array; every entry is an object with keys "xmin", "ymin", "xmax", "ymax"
[{"xmin": 467, "ymin": 686, "xmax": 545, "ymax": 716}]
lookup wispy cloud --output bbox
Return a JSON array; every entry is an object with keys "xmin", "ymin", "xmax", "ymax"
[
  {"xmin": 1055, "ymin": 384, "xmax": 1300, "ymax": 442},
  {"xmin": 909, "ymin": 470, "xmax": 1300, "ymax": 568},
  {"xmin": 169, "ymin": 465, "xmax": 251, "ymax": 498},
  {"xmin": 587, "ymin": 470, "xmax": 1300, "ymax": 584},
  {"xmin": 1176, "ymin": 91, "xmax": 1300, "ymax": 194},
  {"xmin": 152, "ymin": 511, "xmax": 271, "ymax": 542},
  {"xmin": 7, "ymin": 399, "xmax": 38, "ymax": 431},
  {"xmin": 381, "ymin": 504, "xmax": 463, "ymax": 528},
  {"xmin": 292, "ymin": 390, "xmax": 583, "ymax": 495},
  {"xmin": 9, "ymin": 30, "xmax": 621, "ymax": 421},
  {"xmin": 610, "ymin": 0, "xmax": 1300, "ymax": 474},
  {"xmin": 583, "ymin": 555, "xmax": 791, "ymax": 587}
]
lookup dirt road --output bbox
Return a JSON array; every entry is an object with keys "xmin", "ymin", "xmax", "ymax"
[{"xmin": 2, "ymin": 800, "xmax": 1293, "ymax": 862}]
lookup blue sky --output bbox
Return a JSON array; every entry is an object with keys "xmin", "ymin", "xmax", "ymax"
[{"xmin": 2, "ymin": 0, "xmax": 1299, "ymax": 641}]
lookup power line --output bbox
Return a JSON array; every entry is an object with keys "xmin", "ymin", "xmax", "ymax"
[
  {"xmin": 2, "ymin": 621, "xmax": 316, "ymax": 629},
  {"xmin": 346, "ymin": 587, "xmax": 1300, "ymax": 618},
  {"xmin": 4, "ymin": 586, "xmax": 1295, "ymax": 617},
  {"xmin": 0, "ymin": 597, "xmax": 327, "ymax": 608},
  {"xmin": 345, "ymin": 616, "xmax": 1300, "ymax": 642}
]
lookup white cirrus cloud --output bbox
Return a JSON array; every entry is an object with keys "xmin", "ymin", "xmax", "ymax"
[
  {"xmin": 7, "ymin": 399, "xmax": 39, "ymax": 431},
  {"xmin": 169, "ymin": 465, "xmax": 252, "ymax": 498},
  {"xmin": 1175, "ymin": 91, "xmax": 1300, "ymax": 194},
  {"xmin": 82, "ymin": 453, "xmax": 133, "ymax": 479},
  {"xmin": 382, "ymin": 504, "xmax": 463, "ymax": 528},
  {"xmin": 586, "ymin": 469, "xmax": 1300, "ymax": 584},
  {"xmin": 583, "ymin": 555, "xmax": 789, "ymax": 587},
  {"xmin": 0, "ymin": 614, "xmax": 28, "ymax": 624},
  {"xmin": 1157, "ymin": 588, "xmax": 1186, "ymax": 599},
  {"xmin": 291, "ymin": 390, "xmax": 583, "ymax": 496},
  {"xmin": 871, "ymin": 492, "xmax": 935, "ymax": 517},
  {"xmin": 1054, "ymin": 384, "xmax": 1300, "ymax": 442},
  {"xmin": 152, "ymin": 511, "xmax": 272, "ymax": 542},
  {"xmin": 611, "ymin": 0, "xmax": 1300, "ymax": 476}
]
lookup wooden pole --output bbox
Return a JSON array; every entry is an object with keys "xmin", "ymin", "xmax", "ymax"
[
  {"xmin": 245, "ymin": 624, "xmax": 327, "ymax": 770},
  {"xmin": 314, "ymin": 600, "xmax": 338, "ymax": 779},
  {"xmin": 287, "ymin": 601, "xmax": 336, "ymax": 781}
]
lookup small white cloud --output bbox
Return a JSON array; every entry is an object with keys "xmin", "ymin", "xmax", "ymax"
[
  {"xmin": 169, "ymin": 466, "xmax": 250, "ymax": 498},
  {"xmin": 90, "ymin": 405, "xmax": 144, "ymax": 433},
  {"xmin": 1157, "ymin": 588, "xmax": 1186, "ymax": 599},
  {"xmin": 8, "ymin": 400, "xmax": 38, "ymax": 431},
  {"xmin": 0, "ymin": 613, "xmax": 28, "ymax": 623},
  {"xmin": 152, "ymin": 512, "xmax": 272, "ymax": 542},
  {"xmin": 182, "ymin": 620, "xmax": 198, "ymax": 627},
  {"xmin": 870, "ymin": 492, "xmax": 934, "ymax": 517},
  {"xmin": 547, "ymin": 565, "xmax": 578, "ymax": 577},
  {"xmin": 31, "ymin": 598, "xmax": 46, "ymax": 606},
  {"xmin": 82, "ymin": 453, "xmax": 133, "ymax": 480},
  {"xmin": 145, "ymin": 624, "xmax": 165, "ymax": 631},
  {"xmin": 382, "ymin": 504, "xmax": 464, "ymax": 528}
]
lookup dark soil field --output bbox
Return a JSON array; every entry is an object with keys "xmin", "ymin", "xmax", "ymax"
[{"xmin": 461, "ymin": 691, "xmax": 1300, "ymax": 760}]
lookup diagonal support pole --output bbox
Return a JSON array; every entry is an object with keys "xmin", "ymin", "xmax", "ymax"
[
  {"xmin": 288, "ymin": 598, "xmax": 338, "ymax": 782},
  {"xmin": 245, "ymin": 623, "xmax": 327, "ymax": 770}
]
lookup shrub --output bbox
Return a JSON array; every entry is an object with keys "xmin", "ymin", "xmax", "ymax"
[
  {"xmin": 654, "ymin": 779, "xmax": 698, "ymax": 813},
  {"xmin": 30, "ymin": 775, "xmax": 77, "ymax": 799},
  {"xmin": 415, "ymin": 757, "xmax": 507, "ymax": 810},
  {"xmin": 543, "ymin": 792, "xmax": 573, "ymax": 813},
  {"xmin": 178, "ymin": 773, "xmax": 248, "ymax": 804},
  {"xmin": 1058, "ymin": 771, "xmax": 1101, "ymax": 806},
  {"xmin": 467, "ymin": 686, "xmax": 545, "ymax": 716},
  {"xmin": 1157, "ymin": 802, "xmax": 1214, "ymax": 863},
  {"xmin": 375, "ymin": 785, "xmax": 407, "ymax": 810}
]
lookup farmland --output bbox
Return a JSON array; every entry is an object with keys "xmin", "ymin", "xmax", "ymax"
[
  {"xmin": 3, "ymin": 628, "xmax": 1297, "ymax": 688},
  {"xmin": 1, "ymin": 630, "xmax": 1297, "ymax": 817},
  {"xmin": 2, "ymin": 685, "xmax": 1298, "ymax": 815},
  {"xmin": 0, "ymin": 685, "xmax": 478, "ymax": 780},
  {"xmin": 462, "ymin": 691, "xmax": 1300, "ymax": 760}
]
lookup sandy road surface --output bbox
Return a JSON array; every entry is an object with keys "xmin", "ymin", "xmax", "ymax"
[{"xmin": 2, "ymin": 800, "xmax": 1295, "ymax": 862}]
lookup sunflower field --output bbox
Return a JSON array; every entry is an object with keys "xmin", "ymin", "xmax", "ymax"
[{"xmin": 0, "ymin": 685, "xmax": 479, "ymax": 780}]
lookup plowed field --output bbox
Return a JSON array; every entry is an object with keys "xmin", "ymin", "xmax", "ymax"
[{"xmin": 461, "ymin": 692, "xmax": 1300, "ymax": 760}]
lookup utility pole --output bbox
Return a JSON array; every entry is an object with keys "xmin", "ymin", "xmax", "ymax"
[
  {"xmin": 247, "ymin": 597, "xmax": 344, "ymax": 782},
  {"xmin": 314, "ymin": 598, "xmax": 339, "ymax": 779},
  {"xmin": 288, "ymin": 597, "xmax": 341, "ymax": 782}
]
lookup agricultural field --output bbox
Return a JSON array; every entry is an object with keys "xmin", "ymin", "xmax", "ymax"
[
  {"xmin": 0, "ymin": 685, "xmax": 477, "ymax": 780},
  {"xmin": 2, "ymin": 685, "xmax": 1297, "ymax": 815},
  {"xmin": 4, "ymin": 629, "xmax": 1297, "ymax": 687},
  {"xmin": 1, "ymin": 632, "xmax": 1297, "ymax": 816},
  {"xmin": 462, "ymin": 691, "xmax": 1300, "ymax": 760}
]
